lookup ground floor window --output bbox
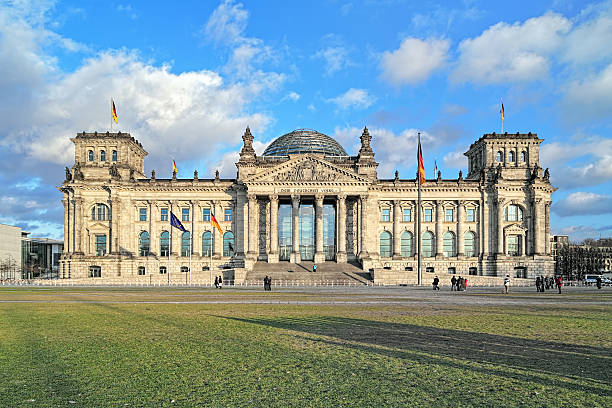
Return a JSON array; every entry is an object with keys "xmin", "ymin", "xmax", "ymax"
[
  {"xmin": 514, "ymin": 266, "xmax": 527, "ymax": 278},
  {"xmin": 159, "ymin": 266, "xmax": 167, "ymax": 274},
  {"xmin": 448, "ymin": 267, "xmax": 456, "ymax": 274},
  {"xmin": 469, "ymin": 267, "xmax": 478, "ymax": 275},
  {"xmin": 426, "ymin": 267, "xmax": 435, "ymax": 273},
  {"xmin": 89, "ymin": 265, "xmax": 101, "ymax": 278},
  {"xmin": 181, "ymin": 266, "xmax": 189, "ymax": 273},
  {"xmin": 138, "ymin": 266, "xmax": 146, "ymax": 275}
]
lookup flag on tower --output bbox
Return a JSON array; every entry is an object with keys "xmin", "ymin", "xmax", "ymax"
[
  {"xmin": 500, "ymin": 98, "xmax": 505, "ymax": 122},
  {"xmin": 111, "ymin": 99, "xmax": 118, "ymax": 124},
  {"xmin": 210, "ymin": 212, "xmax": 223, "ymax": 235},
  {"xmin": 172, "ymin": 159, "xmax": 177, "ymax": 174},
  {"xmin": 434, "ymin": 160, "xmax": 437, "ymax": 179},
  {"xmin": 417, "ymin": 135, "xmax": 426, "ymax": 185},
  {"xmin": 170, "ymin": 211, "xmax": 187, "ymax": 232}
]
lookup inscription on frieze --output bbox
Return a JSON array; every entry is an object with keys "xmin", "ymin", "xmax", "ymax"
[{"xmin": 273, "ymin": 161, "xmax": 342, "ymax": 182}]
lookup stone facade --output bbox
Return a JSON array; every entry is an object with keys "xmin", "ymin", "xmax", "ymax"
[{"xmin": 59, "ymin": 128, "xmax": 555, "ymax": 284}]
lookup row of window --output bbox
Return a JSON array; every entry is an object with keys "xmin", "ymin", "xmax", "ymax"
[
  {"xmin": 138, "ymin": 231, "xmax": 235, "ymax": 257},
  {"xmin": 497, "ymin": 150, "xmax": 527, "ymax": 163},
  {"xmin": 91, "ymin": 203, "xmax": 233, "ymax": 222},
  {"xmin": 89, "ymin": 265, "xmax": 201, "ymax": 278},
  {"xmin": 381, "ymin": 208, "xmax": 477, "ymax": 223},
  {"xmin": 379, "ymin": 231, "xmax": 478, "ymax": 258},
  {"xmin": 88, "ymin": 150, "xmax": 118, "ymax": 162}
]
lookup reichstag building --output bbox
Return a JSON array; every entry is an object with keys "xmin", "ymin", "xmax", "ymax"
[{"xmin": 59, "ymin": 127, "xmax": 555, "ymax": 284}]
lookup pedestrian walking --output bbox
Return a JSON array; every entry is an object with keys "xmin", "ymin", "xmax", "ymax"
[
  {"xmin": 432, "ymin": 276, "xmax": 440, "ymax": 290},
  {"xmin": 457, "ymin": 276, "xmax": 463, "ymax": 291},
  {"xmin": 463, "ymin": 277, "xmax": 468, "ymax": 291},
  {"xmin": 556, "ymin": 276, "xmax": 562, "ymax": 294},
  {"xmin": 536, "ymin": 276, "xmax": 541, "ymax": 292},
  {"xmin": 218, "ymin": 275, "xmax": 223, "ymax": 289},
  {"xmin": 540, "ymin": 276, "xmax": 546, "ymax": 292},
  {"xmin": 263, "ymin": 276, "xmax": 268, "ymax": 290},
  {"xmin": 596, "ymin": 276, "xmax": 602, "ymax": 290},
  {"xmin": 313, "ymin": 264, "xmax": 317, "ymax": 272},
  {"xmin": 504, "ymin": 274, "xmax": 510, "ymax": 294},
  {"xmin": 267, "ymin": 276, "xmax": 272, "ymax": 290},
  {"xmin": 214, "ymin": 276, "xmax": 219, "ymax": 289},
  {"xmin": 451, "ymin": 276, "xmax": 457, "ymax": 291}
]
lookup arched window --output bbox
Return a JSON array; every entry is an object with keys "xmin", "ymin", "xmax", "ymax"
[
  {"xmin": 112, "ymin": 150, "xmax": 118, "ymax": 161},
  {"xmin": 401, "ymin": 231, "xmax": 413, "ymax": 257},
  {"xmin": 379, "ymin": 231, "xmax": 392, "ymax": 257},
  {"xmin": 202, "ymin": 231, "xmax": 212, "ymax": 256},
  {"xmin": 422, "ymin": 231, "xmax": 434, "ymax": 257},
  {"xmin": 91, "ymin": 203, "xmax": 109, "ymax": 221},
  {"xmin": 138, "ymin": 231, "xmax": 150, "ymax": 256},
  {"xmin": 181, "ymin": 231, "xmax": 191, "ymax": 257},
  {"xmin": 160, "ymin": 231, "xmax": 169, "ymax": 257},
  {"xmin": 223, "ymin": 231, "xmax": 235, "ymax": 257},
  {"xmin": 509, "ymin": 151, "xmax": 515, "ymax": 163},
  {"xmin": 496, "ymin": 151, "xmax": 503, "ymax": 162},
  {"xmin": 464, "ymin": 231, "xmax": 476, "ymax": 257},
  {"xmin": 504, "ymin": 205, "xmax": 523, "ymax": 222},
  {"xmin": 88, "ymin": 150, "xmax": 94, "ymax": 162},
  {"xmin": 100, "ymin": 150, "xmax": 106, "ymax": 161},
  {"xmin": 520, "ymin": 151, "xmax": 526, "ymax": 163},
  {"xmin": 443, "ymin": 231, "xmax": 456, "ymax": 257}
]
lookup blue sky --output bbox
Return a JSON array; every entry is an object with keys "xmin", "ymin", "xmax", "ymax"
[{"xmin": 0, "ymin": 0, "xmax": 611, "ymax": 242}]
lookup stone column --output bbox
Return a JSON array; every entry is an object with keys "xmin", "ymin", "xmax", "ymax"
[
  {"xmin": 62, "ymin": 197, "xmax": 69, "ymax": 253},
  {"xmin": 392, "ymin": 200, "xmax": 401, "ymax": 258},
  {"xmin": 291, "ymin": 195, "xmax": 301, "ymax": 263},
  {"xmin": 545, "ymin": 201, "xmax": 551, "ymax": 255},
  {"xmin": 75, "ymin": 198, "xmax": 83, "ymax": 254},
  {"xmin": 336, "ymin": 194, "xmax": 347, "ymax": 263},
  {"xmin": 247, "ymin": 194, "xmax": 258, "ymax": 259},
  {"xmin": 457, "ymin": 201, "xmax": 464, "ymax": 256},
  {"xmin": 235, "ymin": 192, "xmax": 246, "ymax": 258},
  {"xmin": 534, "ymin": 198, "xmax": 542, "ymax": 255},
  {"xmin": 111, "ymin": 197, "xmax": 121, "ymax": 254},
  {"xmin": 359, "ymin": 194, "xmax": 369, "ymax": 259},
  {"xmin": 497, "ymin": 199, "xmax": 505, "ymax": 256},
  {"xmin": 435, "ymin": 200, "xmax": 443, "ymax": 257},
  {"xmin": 481, "ymin": 193, "xmax": 489, "ymax": 257},
  {"xmin": 269, "ymin": 195, "xmax": 279, "ymax": 263},
  {"xmin": 314, "ymin": 194, "xmax": 325, "ymax": 263}
]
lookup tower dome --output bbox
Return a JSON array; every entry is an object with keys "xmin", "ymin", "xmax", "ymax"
[{"xmin": 262, "ymin": 128, "xmax": 348, "ymax": 157}]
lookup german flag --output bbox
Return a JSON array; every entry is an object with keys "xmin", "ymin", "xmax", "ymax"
[
  {"xmin": 111, "ymin": 99, "xmax": 118, "ymax": 124},
  {"xmin": 172, "ymin": 159, "xmax": 177, "ymax": 174},
  {"xmin": 500, "ymin": 98, "xmax": 505, "ymax": 122},
  {"xmin": 210, "ymin": 212, "xmax": 223, "ymax": 235},
  {"xmin": 417, "ymin": 134, "xmax": 426, "ymax": 185}
]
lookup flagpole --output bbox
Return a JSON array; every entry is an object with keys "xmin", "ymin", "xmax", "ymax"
[
  {"xmin": 169, "ymin": 204, "xmax": 172, "ymax": 286},
  {"xmin": 189, "ymin": 230, "xmax": 192, "ymax": 285},
  {"xmin": 417, "ymin": 132, "xmax": 422, "ymax": 286},
  {"xmin": 210, "ymin": 229, "xmax": 213, "ymax": 286},
  {"xmin": 500, "ymin": 97, "xmax": 504, "ymax": 134}
]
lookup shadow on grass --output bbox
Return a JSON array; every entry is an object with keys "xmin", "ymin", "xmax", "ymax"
[{"xmin": 218, "ymin": 315, "xmax": 612, "ymax": 396}]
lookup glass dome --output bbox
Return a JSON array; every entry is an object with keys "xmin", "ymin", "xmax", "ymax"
[{"xmin": 262, "ymin": 128, "xmax": 348, "ymax": 157}]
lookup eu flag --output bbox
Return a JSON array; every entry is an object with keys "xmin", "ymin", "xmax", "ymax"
[{"xmin": 170, "ymin": 211, "xmax": 187, "ymax": 232}]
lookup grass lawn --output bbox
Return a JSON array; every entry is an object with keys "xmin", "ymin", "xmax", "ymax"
[{"xmin": 0, "ymin": 287, "xmax": 610, "ymax": 407}]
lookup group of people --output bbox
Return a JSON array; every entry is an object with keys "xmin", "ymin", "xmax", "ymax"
[
  {"xmin": 449, "ymin": 275, "xmax": 468, "ymax": 291},
  {"xmin": 535, "ymin": 276, "xmax": 559, "ymax": 292},
  {"xmin": 213, "ymin": 275, "xmax": 223, "ymax": 289},
  {"xmin": 263, "ymin": 276, "xmax": 272, "ymax": 291}
]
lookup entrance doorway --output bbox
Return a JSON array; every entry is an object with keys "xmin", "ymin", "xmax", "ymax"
[
  {"xmin": 278, "ymin": 204, "xmax": 292, "ymax": 261},
  {"xmin": 299, "ymin": 204, "xmax": 314, "ymax": 261}
]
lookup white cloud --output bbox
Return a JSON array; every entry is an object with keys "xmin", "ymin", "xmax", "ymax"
[
  {"xmin": 452, "ymin": 13, "xmax": 571, "ymax": 83},
  {"xmin": 314, "ymin": 46, "xmax": 353, "ymax": 75},
  {"xmin": 553, "ymin": 192, "xmax": 612, "ymax": 217},
  {"xmin": 562, "ymin": 7, "xmax": 612, "ymax": 65},
  {"xmin": 552, "ymin": 224, "xmax": 612, "ymax": 243},
  {"xmin": 328, "ymin": 88, "xmax": 375, "ymax": 110},
  {"xmin": 204, "ymin": 0, "xmax": 249, "ymax": 46},
  {"xmin": 380, "ymin": 37, "xmax": 449, "ymax": 85},
  {"xmin": 562, "ymin": 63, "xmax": 612, "ymax": 121},
  {"xmin": 443, "ymin": 150, "xmax": 466, "ymax": 169},
  {"xmin": 282, "ymin": 91, "xmax": 300, "ymax": 102},
  {"xmin": 540, "ymin": 136, "xmax": 612, "ymax": 189}
]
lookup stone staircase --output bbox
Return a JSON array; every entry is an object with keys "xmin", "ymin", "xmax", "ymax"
[{"xmin": 246, "ymin": 261, "xmax": 372, "ymax": 285}]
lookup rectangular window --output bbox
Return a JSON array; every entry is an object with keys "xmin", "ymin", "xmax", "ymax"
[
  {"xmin": 508, "ymin": 235, "xmax": 520, "ymax": 256},
  {"xmin": 402, "ymin": 208, "xmax": 411, "ymax": 222},
  {"xmin": 89, "ymin": 266, "xmax": 101, "ymax": 278},
  {"xmin": 381, "ymin": 208, "xmax": 390, "ymax": 222},
  {"xmin": 161, "ymin": 208, "xmax": 168, "ymax": 221},
  {"xmin": 424, "ymin": 208, "xmax": 432, "ymax": 222},
  {"xmin": 445, "ymin": 209, "xmax": 454, "ymax": 222},
  {"xmin": 224, "ymin": 208, "xmax": 232, "ymax": 221},
  {"xmin": 203, "ymin": 208, "xmax": 211, "ymax": 221},
  {"xmin": 95, "ymin": 235, "xmax": 106, "ymax": 256},
  {"xmin": 159, "ymin": 266, "xmax": 167, "ymax": 274},
  {"xmin": 182, "ymin": 208, "xmax": 190, "ymax": 222},
  {"xmin": 139, "ymin": 208, "xmax": 147, "ymax": 222},
  {"xmin": 466, "ymin": 208, "xmax": 475, "ymax": 222},
  {"xmin": 137, "ymin": 266, "xmax": 146, "ymax": 275}
]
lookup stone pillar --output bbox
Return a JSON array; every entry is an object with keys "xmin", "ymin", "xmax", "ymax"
[
  {"xmin": 111, "ymin": 198, "xmax": 120, "ymax": 254},
  {"xmin": 314, "ymin": 194, "xmax": 325, "ymax": 263},
  {"xmin": 269, "ymin": 195, "xmax": 279, "ymax": 263},
  {"xmin": 75, "ymin": 198, "xmax": 83, "ymax": 254},
  {"xmin": 392, "ymin": 200, "xmax": 401, "ymax": 258},
  {"xmin": 457, "ymin": 201, "xmax": 464, "ymax": 256},
  {"xmin": 291, "ymin": 195, "xmax": 301, "ymax": 263},
  {"xmin": 534, "ymin": 198, "xmax": 542, "ymax": 255},
  {"xmin": 545, "ymin": 201, "xmax": 551, "ymax": 255},
  {"xmin": 481, "ymin": 193, "xmax": 489, "ymax": 257},
  {"xmin": 247, "ymin": 194, "xmax": 258, "ymax": 259},
  {"xmin": 435, "ymin": 200, "xmax": 443, "ymax": 257},
  {"xmin": 235, "ymin": 192, "xmax": 246, "ymax": 258},
  {"xmin": 62, "ymin": 198, "xmax": 69, "ymax": 253},
  {"xmin": 520, "ymin": 234, "xmax": 525, "ymax": 256},
  {"xmin": 336, "ymin": 194, "xmax": 347, "ymax": 263},
  {"xmin": 497, "ymin": 199, "xmax": 505, "ymax": 256},
  {"xmin": 359, "ymin": 194, "xmax": 369, "ymax": 259}
]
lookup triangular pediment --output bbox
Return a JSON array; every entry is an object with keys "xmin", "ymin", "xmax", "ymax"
[
  {"xmin": 504, "ymin": 223, "xmax": 526, "ymax": 234},
  {"xmin": 245, "ymin": 155, "xmax": 369, "ymax": 184},
  {"xmin": 88, "ymin": 222, "xmax": 110, "ymax": 230}
]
